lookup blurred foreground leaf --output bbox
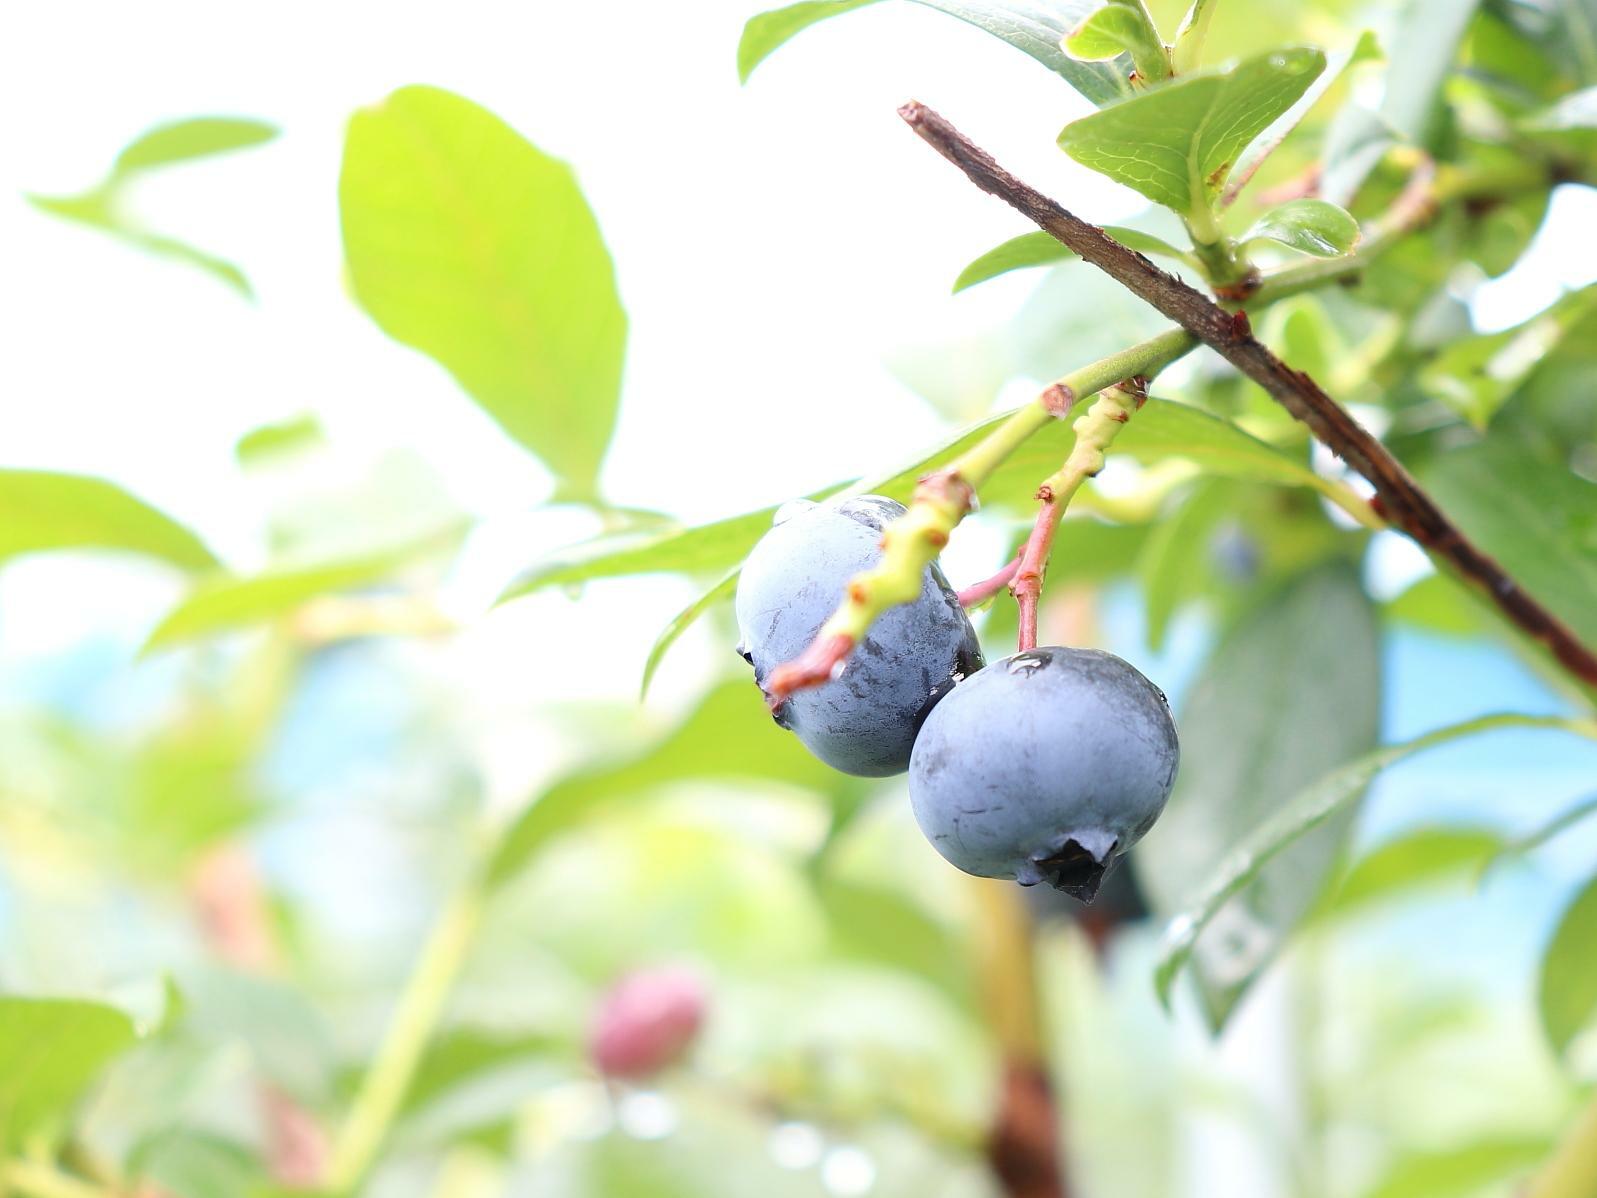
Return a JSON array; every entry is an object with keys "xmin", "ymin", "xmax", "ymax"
[
  {"xmin": 341, "ymin": 86, "xmax": 625, "ymax": 503},
  {"xmin": 1540, "ymin": 872, "xmax": 1597, "ymax": 1058},
  {"xmin": 0, "ymin": 468, "xmax": 217, "ymax": 571},
  {"xmin": 0, "ymin": 996, "xmax": 139, "ymax": 1152},
  {"xmin": 487, "ymin": 678, "xmax": 855, "ymax": 888},
  {"xmin": 1138, "ymin": 564, "xmax": 1381, "ymax": 1027},
  {"xmin": 1156, "ymin": 713, "xmax": 1597, "ymax": 1010},
  {"xmin": 27, "ymin": 115, "xmax": 276, "ymax": 295}
]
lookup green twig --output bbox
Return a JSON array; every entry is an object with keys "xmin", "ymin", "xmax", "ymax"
[
  {"xmin": 1523, "ymin": 1089, "xmax": 1597, "ymax": 1198},
  {"xmin": 326, "ymin": 881, "xmax": 486, "ymax": 1193}
]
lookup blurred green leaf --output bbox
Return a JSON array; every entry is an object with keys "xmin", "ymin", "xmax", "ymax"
[
  {"xmin": 1139, "ymin": 564, "xmax": 1381, "ymax": 1026},
  {"xmin": 738, "ymin": 0, "xmax": 1131, "ymax": 103},
  {"xmin": 1155, "ymin": 712, "xmax": 1597, "ymax": 1009},
  {"xmin": 1540, "ymin": 871, "xmax": 1597, "ymax": 1056},
  {"xmin": 1526, "ymin": 83, "xmax": 1597, "ymax": 129},
  {"xmin": 1137, "ymin": 479, "xmax": 1231, "ymax": 651},
  {"xmin": 1318, "ymin": 103, "xmax": 1397, "ymax": 206},
  {"xmin": 1419, "ymin": 431, "xmax": 1597, "ymax": 648},
  {"xmin": 1380, "ymin": 0, "xmax": 1482, "ymax": 145},
  {"xmin": 1243, "ymin": 198, "xmax": 1360, "ymax": 257},
  {"xmin": 1384, "ymin": 573, "xmax": 1484, "ymax": 636},
  {"xmin": 641, "ymin": 568, "xmax": 740, "ymax": 699},
  {"xmin": 27, "ymin": 115, "xmax": 276, "ymax": 296},
  {"xmin": 113, "ymin": 117, "xmax": 278, "ymax": 173},
  {"xmin": 1058, "ymin": 47, "xmax": 1325, "ymax": 219},
  {"xmin": 0, "ymin": 996, "xmax": 139, "ymax": 1152},
  {"xmin": 737, "ymin": 0, "xmax": 880, "ymax": 81},
  {"xmin": 397, "ymin": 1026, "xmax": 571, "ymax": 1119},
  {"xmin": 951, "ymin": 227, "xmax": 1192, "ymax": 293},
  {"xmin": 487, "ymin": 678, "xmax": 855, "ymax": 888},
  {"xmin": 144, "ymin": 524, "xmax": 462, "ymax": 652},
  {"xmin": 1313, "ymin": 826, "xmax": 1504, "ymax": 920},
  {"xmin": 1418, "ymin": 286, "xmax": 1597, "ymax": 427},
  {"xmin": 235, "ymin": 414, "xmax": 325, "ymax": 465},
  {"xmin": 818, "ymin": 875, "xmax": 972, "ymax": 1009},
  {"xmin": 131, "ymin": 1129, "xmax": 266, "ymax": 1198},
  {"xmin": 341, "ymin": 85, "xmax": 626, "ymax": 502},
  {"xmin": 0, "ymin": 468, "xmax": 217, "ymax": 571},
  {"xmin": 1063, "ymin": 1, "xmax": 1170, "ymax": 84},
  {"xmin": 1362, "ymin": 1137, "xmax": 1551, "ymax": 1198},
  {"xmin": 1480, "ymin": 791, "xmax": 1597, "ymax": 882}
]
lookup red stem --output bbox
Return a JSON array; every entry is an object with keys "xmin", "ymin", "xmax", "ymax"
[
  {"xmin": 1011, "ymin": 494, "xmax": 1066, "ymax": 652},
  {"xmin": 958, "ymin": 555, "xmax": 1022, "ymax": 609}
]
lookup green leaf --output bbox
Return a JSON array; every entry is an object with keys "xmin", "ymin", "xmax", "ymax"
[
  {"xmin": 952, "ymin": 227, "xmax": 1192, "ymax": 292},
  {"xmin": 1063, "ymin": 1, "xmax": 1170, "ymax": 84},
  {"xmin": 235, "ymin": 414, "xmax": 325, "ymax": 465},
  {"xmin": 26, "ymin": 116, "xmax": 276, "ymax": 296},
  {"xmin": 1480, "ymin": 791, "xmax": 1597, "ymax": 882},
  {"xmin": 1362, "ymin": 1138, "xmax": 1553, "ymax": 1198},
  {"xmin": 143, "ymin": 524, "xmax": 462, "ymax": 652},
  {"xmin": 131, "ymin": 1130, "xmax": 266, "ymax": 1198},
  {"xmin": 640, "ymin": 568, "xmax": 740, "ymax": 699},
  {"xmin": 1384, "ymin": 573, "xmax": 1484, "ymax": 637},
  {"xmin": 498, "ymin": 503, "xmax": 800, "ymax": 603},
  {"xmin": 1243, "ymin": 198, "xmax": 1360, "ymax": 257},
  {"xmin": 1058, "ymin": 46, "xmax": 1325, "ymax": 219},
  {"xmin": 0, "ymin": 469, "xmax": 217, "ymax": 571},
  {"xmin": 1136, "ymin": 479, "xmax": 1231, "ymax": 651},
  {"xmin": 1138, "ymin": 564, "xmax": 1381, "ymax": 1026},
  {"xmin": 817, "ymin": 875, "xmax": 972, "ymax": 1009},
  {"xmin": 1418, "ymin": 286, "xmax": 1597, "ymax": 428},
  {"xmin": 1380, "ymin": 0, "xmax": 1482, "ymax": 146},
  {"xmin": 1540, "ymin": 872, "xmax": 1597, "ymax": 1056},
  {"xmin": 0, "ymin": 996, "xmax": 139, "ymax": 1152},
  {"xmin": 737, "ymin": 0, "xmax": 880, "ymax": 81},
  {"xmin": 1154, "ymin": 712, "xmax": 1597, "ymax": 1009},
  {"xmin": 1115, "ymin": 398, "xmax": 1364, "ymax": 514},
  {"xmin": 1419, "ymin": 431, "xmax": 1597, "ymax": 648},
  {"xmin": 1318, "ymin": 104, "xmax": 1397, "ymax": 207},
  {"xmin": 113, "ymin": 116, "xmax": 278, "ymax": 174},
  {"xmin": 738, "ymin": 0, "xmax": 1131, "ymax": 105},
  {"xmin": 1313, "ymin": 827, "xmax": 1504, "ymax": 921},
  {"xmin": 1525, "ymin": 84, "xmax": 1597, "ymax": 130},
  {"xmin": 486, "ymin": 678, "xmax": 857, "ymax": 888},
  {"xmin": 1221, "ymin": 31, "xmax": 1381, "ymax": 207},
  {"xmin": 341, "ymin": 86, "xmax": 626, "ymax": 502},
  {"xmin": 1171, "ymin": 0, "xmax": 1218, "ymax": 74}
]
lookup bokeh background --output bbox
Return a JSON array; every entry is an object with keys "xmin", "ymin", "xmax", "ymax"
[{"xmin": 2, "ymin": 2, "xmax": 1596, "ymax": 1196}]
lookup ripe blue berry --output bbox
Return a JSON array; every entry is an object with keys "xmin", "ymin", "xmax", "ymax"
[
  {"xmin": 735, "ymin": 496, "xmax": 983, "ymax": 777},
  {"xmin": 908, "ymin": 646, "xmax": 1178, "ymax": 900}
]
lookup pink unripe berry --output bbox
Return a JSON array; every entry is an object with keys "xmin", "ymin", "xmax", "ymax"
[{"xmin": 588, "ymin": 966, "xmax": 706, "ymax": 1079}]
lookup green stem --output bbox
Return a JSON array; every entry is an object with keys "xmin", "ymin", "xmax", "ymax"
[
  {"xmin": 326, "ymin": 880, "xmax": 487, "ymax": 1193},
  {"xmin": 1524, "ymin": 1090, "xmax": 1597, "ymax": 1198}
]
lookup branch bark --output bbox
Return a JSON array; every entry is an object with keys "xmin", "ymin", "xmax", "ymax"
[{"xmin": 898, "ymin": 101, "xmax": 1597, "ymax": 690}]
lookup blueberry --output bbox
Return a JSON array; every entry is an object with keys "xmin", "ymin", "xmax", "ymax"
[
  {"xmin": 735, "ymin": 496, "xmax": 983, "ymax": 777},
  {"xmin": 908, "ymin": 647, "xmax": 1178, "ymax": 900}
]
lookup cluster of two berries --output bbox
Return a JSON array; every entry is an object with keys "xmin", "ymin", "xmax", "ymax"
[{"xmin": 736, "ymin": 497, "xmax": 1180, "ymax": 901}]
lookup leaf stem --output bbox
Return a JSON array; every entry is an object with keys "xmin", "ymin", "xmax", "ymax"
[
  {"xmin": 958, "ymin": 555, "xmax": 1022, "ymax": 609},
  {"xmin": 326, "ymin": 879, "xmax": 486, "ymax": 1193},
  {"xmin": 1013, "ymin": 381, "xmax": 1146, "ymax": 650}
]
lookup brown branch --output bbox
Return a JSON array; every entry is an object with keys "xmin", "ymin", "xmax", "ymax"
[{"xmin": 898, "ymin": 101, "xmax": 1597, "ymax": 689}]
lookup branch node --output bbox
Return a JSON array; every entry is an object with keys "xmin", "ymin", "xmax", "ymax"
[{"xmin": 1041, "ymin": 383, "xmax": 1077, "ymax": 417}]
